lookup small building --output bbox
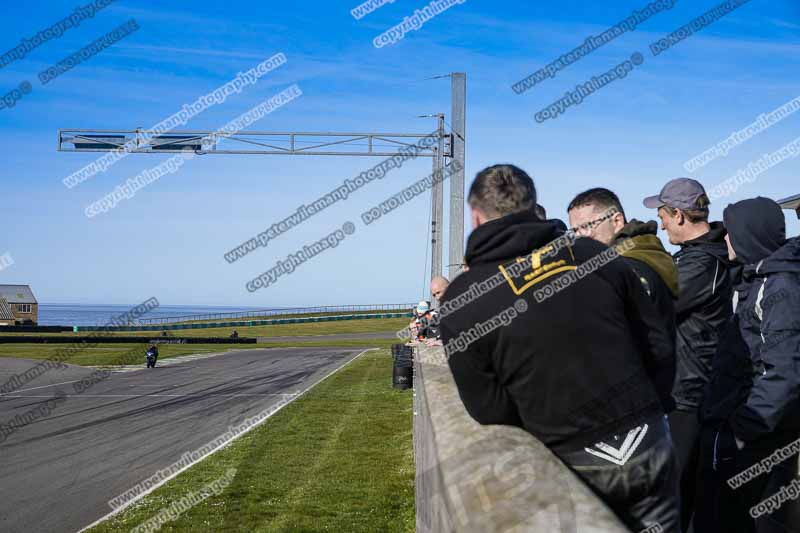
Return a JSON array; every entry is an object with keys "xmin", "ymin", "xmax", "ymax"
[
  {"xmin": 0, "ymin": 285, "xmax": 39, "ymax": 325},
  {"xmin": 778, "ymin": 193, "xmax": 800, "ymax": 219},
  {"xmin": 0, "ymin": 298, "xmax": 14, "ymax": 326}
]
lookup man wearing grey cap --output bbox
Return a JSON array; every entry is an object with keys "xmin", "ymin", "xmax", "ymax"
[{"xmin": 644, "ymin": 177, "xmax": 734, "ymax": 530}]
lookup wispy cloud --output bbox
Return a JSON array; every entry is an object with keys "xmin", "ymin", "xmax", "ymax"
[
  {"xmin": 769, "ymin": 18, "xmax": 800, "ymax": 30},
  {"xmin": 121, "ymin": 44, "xmax": 270, "ymax": 60}
]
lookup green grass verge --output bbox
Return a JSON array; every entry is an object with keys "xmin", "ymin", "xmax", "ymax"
[
  {"xmin": 173, "ymin": 308, "xmax": 412, "ymax": 325},
  {"xmin": 0, "ymin": 343, "xmax": 265, "ymax": 367},
  {"xmin": 0, "ymin": 318, "xmax": 410, "ymax": 339},
  {"xmin": 0, "ymin": 319, "xmax": 412, "ymax": 366},
  {"xmin": 86, "ymin": 349, "xmax": 415, "ymax": 533},
  {"xmin": 0, "ymin": 338, "xmax": 407, "ymax": 367},
  {"xmin": 255, "ymin": 338, "xmax": 405, "ymax": 350}
]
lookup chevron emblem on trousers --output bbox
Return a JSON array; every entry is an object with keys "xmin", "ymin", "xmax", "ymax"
[{"xmin": 584, "ymin": 424, "xmax": 649, "ymax": 466}]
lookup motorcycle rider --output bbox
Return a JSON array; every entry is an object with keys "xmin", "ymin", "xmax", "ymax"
[{"xmin": 146, "ymin": 344, "xmax": 159, "ymax": 368}]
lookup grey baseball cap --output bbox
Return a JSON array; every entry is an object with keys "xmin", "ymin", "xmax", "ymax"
[{"xmin": 643, "ymin": 178, "xmax": 709, "ymax": 210}]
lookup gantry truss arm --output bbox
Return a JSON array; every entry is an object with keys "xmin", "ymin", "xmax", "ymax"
[
  {"xmin": 58, "ymin": 72, "xmax": 466, "ymax": 293},
  {"xmin": 57, "ymin": 129, "xmax": 453, "ymax": 158}
]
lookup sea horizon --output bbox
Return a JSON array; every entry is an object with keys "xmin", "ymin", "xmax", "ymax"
[
  {"xmin": 37, "ymin": 303, "xmax": 292, "ymax": 326},
  {"xmin": 35, "ymin": 302, "xmax": 410, "ymax": 326}
]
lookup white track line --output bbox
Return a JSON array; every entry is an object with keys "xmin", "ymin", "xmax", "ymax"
[
  {"xmin": 76, "ymin": 348, "xmax": 376, "ymax": 533},
  {"xmin": 1, "ymin": 392, "xmax": 297, "ymax": 398},
  {"xmin": 0, "ymin": 351, "xmax": 241, "ymax": 397},
  {"xmin": 0, "ymin": 380, "xmax": 82, "ymax": 396}
]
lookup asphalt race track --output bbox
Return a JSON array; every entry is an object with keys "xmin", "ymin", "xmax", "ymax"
[{"xmin": 0, "ymin": 347, "xmax": 366, "ymax": 533}]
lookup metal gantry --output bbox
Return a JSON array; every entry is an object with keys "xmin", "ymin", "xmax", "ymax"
[
  {"xmin": 57, "ymin": 130, "xmax": 449, "ymax": 158},
  {"xmin": 58, "ymin": 73, "xmax": 468, "ymax": 300}
]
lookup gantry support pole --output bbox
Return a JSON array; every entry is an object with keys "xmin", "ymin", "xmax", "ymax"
[
  {"xmin": 449, "ymin": 73, "xmax": 466, "ymax": 282},
  {"xmin": 430, "ymin": 114, "xmax": 445, "ymax": 299}
]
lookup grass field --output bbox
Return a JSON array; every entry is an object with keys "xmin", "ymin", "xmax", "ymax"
[
  {"xmin": 0, "ymin": 339, "xmax": 411, "ymax": 366},
  {"xmin": 169, "ymin": 308, "xmax": 413, "ymax": 325},
  {"xmin": 86, "ymin": 349, "xmax": 415, "ymax": 533},
  {"xmin": 0, "ymin": 318, "xmax": 411, "ymax": 366},
  {"xmin": 0, "ymin": 317, "xmax": 411, "ymax": 339},
  {"xmin": 0, "ymin": 343, "xmax": 266, "ymax": 367}
]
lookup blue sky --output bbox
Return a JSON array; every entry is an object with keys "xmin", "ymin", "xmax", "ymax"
[{"xmin": 1, "ymin": 0, "xmax": 798, "ymax": 306}]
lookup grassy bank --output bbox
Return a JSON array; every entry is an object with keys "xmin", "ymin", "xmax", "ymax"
[
  {"xmin": 173, "ymin": 308, "xmax": 412, "ymax": 325},
  {"xmin": 87, "ymin": 349, "xmax": 415, "ymax": 532},
  {"xmin": 0, "ymin": 338, "xmax": 410, "ymax": 366},
  {"xmin": 0, "ymin": 318, "xmax": 412, "ymax": 366},
  {"xmin": 0, "ymin": 343, "xmax": 266, "ymax": 366},
  {"xmin": 0, "ymin": 317, "xmax": 410, "ymax": 338}
]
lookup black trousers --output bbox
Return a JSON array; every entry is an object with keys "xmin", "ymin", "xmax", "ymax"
[
  {"xmin": 558, "ymin": 414, "xmax": 682, "ymax": 533},
  {"xmin": 694, "ymin": 424, "xmax": 800, "ymax": 533},
  {"xmin": 669, "ymin": 409, "xmax": 702, "ymax": 531}
]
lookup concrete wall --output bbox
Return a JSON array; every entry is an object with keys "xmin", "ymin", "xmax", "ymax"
[{"xmin": 413, "ymin": 343, "xmax": 630, "ymax": 533}]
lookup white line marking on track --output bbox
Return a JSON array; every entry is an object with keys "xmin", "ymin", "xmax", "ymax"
[
  {"xmin": 0, "ymin": 380, "xmax": 82, "ymax": 396},
  {"xmin": 1, "ymin": 393, "xmax": 297, "ymax": 398},
  {"xmin": 76, "ymin": 348, "xmax": 376, "ymax": 533}
]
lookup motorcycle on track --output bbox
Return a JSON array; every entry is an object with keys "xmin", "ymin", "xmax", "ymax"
[{"xmin": 146, "ymin": 345, "xmax": 158, "ymax": 368}]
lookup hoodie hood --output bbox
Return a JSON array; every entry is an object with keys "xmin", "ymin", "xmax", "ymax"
[
  {"xmin": 465, "ymin": 210, "xmax": 568, "ymax": 266},
  {"xmin": 613, "ymin": 220, "xmax": 679, "ymax": 297},
  {"xmin": 758, "ymin": 237, "xmax": 800, "ymax": 276},
  {"xmin": 723, "ymin": 197, "xmax": 786, "ymax": 265}
]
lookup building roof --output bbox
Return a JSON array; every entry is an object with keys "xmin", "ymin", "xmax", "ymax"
[
  {"xmin": 778, "ymin": 193, "xmax": 800, "ymax": 211},
  {"xmin": 0, "ymin": 285, "xmax": 37, "ymax": 304},
  {"xmin": 0, "ymin": 297, "xmax": 14, "ymax": 320}
]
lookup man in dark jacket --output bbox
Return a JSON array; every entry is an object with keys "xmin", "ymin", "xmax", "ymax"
[
  {"xmin": 695, "ymin": 197, "xmax": 800, "ymax": 533},
  {"xmin": 568, "ymin": 189, "xmax": 678, "ymax": 412},
  {"xmin": 441, "ymin": 165, "xmax": 679, "ymax": 532},
  {"xmin": 644, "ymin": 177, "xmax": 734, "ymax": 529}
]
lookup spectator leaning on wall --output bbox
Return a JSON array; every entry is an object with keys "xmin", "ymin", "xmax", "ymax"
[
  {"xmin": 440, "ymin": 164, "xmax": 679, "ymax": 532},
  {"xmin": 410, "ymin": 300, "xmax": 442, "ymax": 343},
  {"xmin": 430, "ymin": 276, "xmax": 450, "ymax": 305},
  {"xmin": 643, "ymin": 177, "xmax": 734, "ymax": 531},
  {"xmin": 695, "ymin": 197, "xmax": 800, "ymax": 533},
  {"xmin": 568, "ymin": 187, "xmax": 678, "ymax": 414}
]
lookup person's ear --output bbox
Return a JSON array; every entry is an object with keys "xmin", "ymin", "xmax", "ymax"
[
  {"xmin": 470, "ymin": 207, "xmax": 483, "ymax": 229},
  {"xmin": 611, "ymin": 212, "xmax": 626, "ymax": 233},
  {"xmin": 676, "ymin": 209, "xmax": 686, "ymax": 225}
]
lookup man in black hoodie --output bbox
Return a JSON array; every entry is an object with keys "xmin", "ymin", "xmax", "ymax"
[
  {"xmin": 568, "ymin": 188, "xmax": 679, "ymax": 381},
  {"xmin": 644, "ymin": 177, "xmax": 734, "ymax": 529},
  {"xmin": 695, "ymin": 197, "xmax": 800, "ymax": 533},
  {"xmin": 441, "ymin": 165, "xmax": 679, "ymax": 532}
]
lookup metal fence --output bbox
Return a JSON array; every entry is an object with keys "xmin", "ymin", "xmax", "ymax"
[{"xmin": 138, "ymin": 303, "xmax": 417, "ymax": 325}]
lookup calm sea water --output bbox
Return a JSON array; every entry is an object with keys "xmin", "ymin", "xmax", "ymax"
[{"xmin": 38, "ymin": 304, "xmax": 278, "ymax": 326}]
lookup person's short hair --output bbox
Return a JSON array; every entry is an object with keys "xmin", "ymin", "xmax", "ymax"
[
  {"xmin": 567, "ymin": 188, "xmax": 627, "ymax": 222},
  {"xmin": 661, "ymin": 194, "xmax": 710, "ymax": 224},
  {"xmin": 468, "ymin": 164, "xmax": 536, "ymax": 219}
]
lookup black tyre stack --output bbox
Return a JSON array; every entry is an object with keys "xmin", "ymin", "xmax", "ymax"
[{"xmin": 391, "ymin": 344, "xmax": 414, "ymax": 390}]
